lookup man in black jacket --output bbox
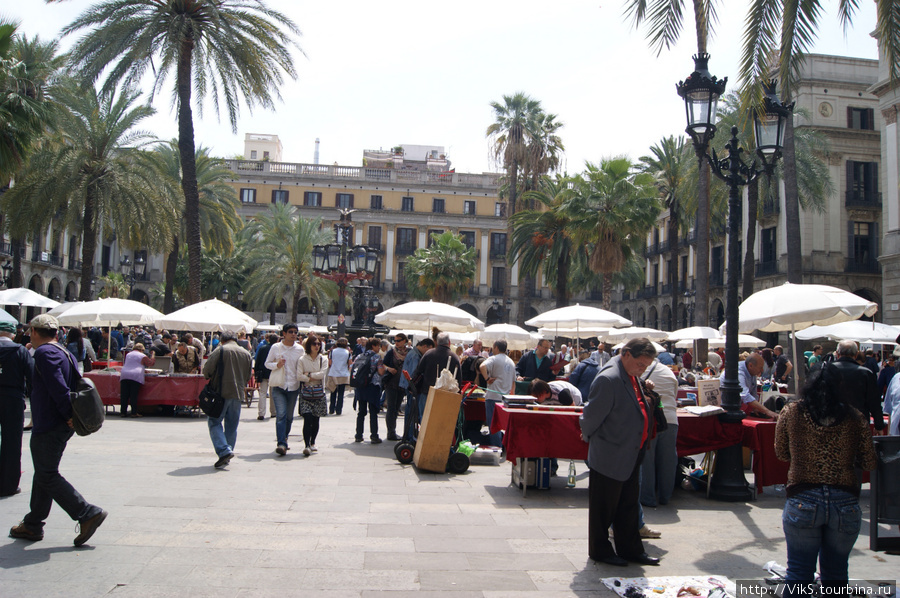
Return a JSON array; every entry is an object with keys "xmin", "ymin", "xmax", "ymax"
[
  {"xmin": 830, "ymin": 340, "xmax": 885, "ymax": 432},
  {"xmin": 516, "ymin": 339, "xmax": 555, "ymax": 382},
  {"xmin": 382, "ymin": 333, "xmax": 409, "ymax": 441},
  {"xmin": 411, "ymin": 332, "xmax": 461, "ymax": 421},
  {"xmin": 0, "ymin": 321, "xmax": 32, "ymax": 496}
]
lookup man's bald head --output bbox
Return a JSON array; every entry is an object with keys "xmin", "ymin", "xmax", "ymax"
[{"xmin": 745, "ymin": 353, "xmax": 764, "ymax": 375}]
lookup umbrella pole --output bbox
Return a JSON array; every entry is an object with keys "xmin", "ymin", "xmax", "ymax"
[
  {"xmin": 791, "ymin": 324, "xmax": 799, "ymax": 397},
  {"xmin": 108, "ymin": 326, "xmax": 113, "ymax": 363}
]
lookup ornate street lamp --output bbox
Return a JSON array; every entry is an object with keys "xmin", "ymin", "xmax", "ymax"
[
  {"xmin": 119, "ymin": 254, "xmax": 145, "ymax": 299},
  {"xmin": 220, "ymin": 288, "xmax": 244, "ymax": 307},
  {"xmin": 678, "ymin": 56, "xmax": 792, "ymax": 501},
  {"xmin": 0, "ymin": 260, "xmax": 12, "ymax": 288},
  {"xmin": 312, "ymin": 209, "xmax": 379, "ymax": 338}
]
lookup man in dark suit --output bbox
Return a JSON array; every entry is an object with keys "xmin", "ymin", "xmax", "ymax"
[
  {"xmin": 411, "ymin": 332, "xmax": 461, "ymax": 421},
  {"xmin": 829, "ymin": 340, "xmax": 885, "ymax": 433},
  {"xmin": 580, "ymin": 337, "xmax": 660, "ymax": 567}
]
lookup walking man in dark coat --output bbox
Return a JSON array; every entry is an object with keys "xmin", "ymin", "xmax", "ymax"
[{"xmin": 0, "ymin": 320, "xmax": 32, "ymax": 496}]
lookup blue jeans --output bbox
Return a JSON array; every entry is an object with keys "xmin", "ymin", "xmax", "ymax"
[
  {"xmin": 782, "ymin": 486, "xmax": 862, "ymax": 596},
  {"xmin": 207, "ymin": 398, "xmax": 242, "ymax": 458},
  {"xmin": 24, "ymin": 423, "xmax": 101, "ymax": 530},
  {"xmin": 484, "ymin": 395, "xmax": 503, "ymax": 447},
  {"xmin": 272, "ymin": 387, "xmax": 299, "ymax": 448},
  {"xmin": 640, "ymin": 424, "xmax": 679, "ymax": 507}
]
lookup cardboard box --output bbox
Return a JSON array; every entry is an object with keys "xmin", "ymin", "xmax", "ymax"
[
  {"xmin": 413, "ymin": 387, "xmax": 462, "ymax": 473},
  {"xmin": 511, "ymin": 458, "xmax": 552, "ymax": 489}
]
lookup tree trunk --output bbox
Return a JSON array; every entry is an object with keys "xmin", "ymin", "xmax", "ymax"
[
  {"xmin": 8, "ymin": 237, "xmax": 23, "ymax": 321},
  {"xmin": 290, "ymin": 285, "xmax": 300, "ymax": 323},
  {"xmin": 518, "ymin": 274, "xmax": 530, "ymax": 326},
  {"xmin": 506, "ymin": 159, "xmax": 519, "ymax": 325},
  {"xmin": 782, "ymin": 117, "xmax": 802, "ymax": 283},
  {"xmin": 555, "ymin": 254, "xmax": 568, "ymax": 308},
  {"xmin": 693, "ymin": 0, "xmax": 708, "ymax": 54},
  {"xmin": 669, "ymin": 204, "xmax": 679, "ymax": 328},
  {"xmin": 269, "ymin": 298, "xmax": 276, "ymax": 325},
  {"xmin": 602, "ymin": 273, "xmax": 613, "ymax": 311},
  {"xmin": 78, "ymin": 189, "xmax": 97, "ymax": 301},
  {"xmin": 176, "ymin": 36, "xmax": 202, "ymax": 305},
  {"xmin": 164, "ymin": 237, "xmax": 179, "ymax": 313},
  {"xmin": 742, "ymin": 179, "xmax": 759, "ymax": 301},
  {"xmin": 695, "ymin": 159, "xmax": 711, "ymax": 328}
]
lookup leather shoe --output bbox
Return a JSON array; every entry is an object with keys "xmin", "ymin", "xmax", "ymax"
[
  {"xmin": 9, "ymin": 522, "xmax": 43, "ymax": 542},
  {"xmin": 74, "ymin": 510, "xmax": 108, "ymax": 547},
  {"xmin": 594, "ymin": 555, "xmax": 628, "ymax": 567},
  {"xmin": 626, "ymin": 553, "xmax": 660, "ymax": 566}
]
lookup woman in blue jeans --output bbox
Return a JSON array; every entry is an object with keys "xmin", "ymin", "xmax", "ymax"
[{"xmin": 775, "ymin": 365, "xmax": 877, "ymax": 596}]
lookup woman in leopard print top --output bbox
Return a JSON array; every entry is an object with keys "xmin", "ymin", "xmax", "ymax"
[{"xmin": 774, "ymin": 366, "xmax": 876, "ymax": 597}]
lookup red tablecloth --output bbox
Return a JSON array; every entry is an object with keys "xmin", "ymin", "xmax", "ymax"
[
  {"xmin": 490, "ymin": 405, "xmax": 587, "ymax": 463},
  {"xmin": 676, "ymin": 412, "xmax": 745, "ymax": 457},
  {"xmin": 85, "ymin": 372, "xmax": 207, "ymax": 407},
  {"xmin": 740, "ymin": 418, "xmax": 788, "ymax": 488},
  {"xmin": 462, "ymin": 397, "xmax": 486, "ymax": 421}
]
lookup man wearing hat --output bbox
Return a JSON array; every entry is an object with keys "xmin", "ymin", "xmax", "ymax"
[
  {"xmin": 9, "ymin": 314, "xmax": 107, "ymax": 546},
  {"xmin": 0, "ymin": 320, "xmax": 32, "ymax": 496}
]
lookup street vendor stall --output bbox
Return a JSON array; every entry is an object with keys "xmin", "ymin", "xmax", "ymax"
[{"xmin": 86, "ymin": 371, "xmax": 206, "ymax": 409}]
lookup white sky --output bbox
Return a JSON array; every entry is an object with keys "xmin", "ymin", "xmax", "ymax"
[{"xmin": 7, "ymin": 0, "xmax": 880, "ymax": 174}]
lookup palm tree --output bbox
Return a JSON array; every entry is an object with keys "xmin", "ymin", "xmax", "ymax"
[
  {"xmin": 62, "ymin": 0, "xmax": 302, "ymax": 304},
  {"xmin": 97, "ymin": 272, "xmax": 128, "ymax": 299},
  {"xmin": 624, "ymin": 0, "xmax": 722, "ymax": 329},
  {"xmin": 404, "ymin": 231, "xmax": 476, "ymax": 304},
  {"xmin": 242, "ymin": 204, "xmax": 334, "ymax": 324},
  {"xmin": 153, "ymin": 141, "xmax": 242, "ymax": 312},
  {"xmin": 510, "ymin": 175, "xmax": 577, "ymax": 308},
  {"xmin": 640, "ymin": 135, "xmax": 693, "ymax": 321},
  {"xmin": 564, "ymin": 158, "xmax": 661, "ymax": 310},
  {"xmin": 739, "ymin": 0, "xmax": 898, "ymax": 283},
  {"xmin": 1, "ymin": 81, "xmax": 179, "ymax": 300}
]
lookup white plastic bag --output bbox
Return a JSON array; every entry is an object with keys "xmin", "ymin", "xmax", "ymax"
[{"xmin": 434, "ymin": 357, "xmax": 459, "ymax": 392}]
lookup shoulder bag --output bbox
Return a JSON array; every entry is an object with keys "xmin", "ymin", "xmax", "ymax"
[
  {"xmin": 43, "ymin": 345, "xmax": 106, "ymax": 436},
  {"xmin": 268, "ymin": 346, "xmax": 287, "ymax": 388},
  {"xmin": 300, "ymin": 355, "xmax": 326, "ymax": 401},
  {"xmin": 199, "ymin": 352, "xmax": 226, "ymax": 418},
  {"xmin": 641, "ymin": 363, "xmax": 668, "ymax": 433}
]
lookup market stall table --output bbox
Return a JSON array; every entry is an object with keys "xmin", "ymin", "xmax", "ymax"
[{"xmin": 85, "ymin": 371, "xmax": 206, "ymax": 410}]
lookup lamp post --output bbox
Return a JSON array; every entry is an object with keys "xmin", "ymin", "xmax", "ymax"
[
  {"xmin": 119, "ymin": 254, "xmax": 146, "ymax": 299},
  {"xmin": 491, "ymin": 298, "xmax": 512, "ymax": 324},
  {"xmin": 312, "ymin": 209, "xmax": 379, "ymax": 339},
  {"xmin": 0, "ymin": 260, "xmax": 11, "ymax": 288},
  {"xmin": 221, "ymin": 288, "xmax": 244, "ymax": 307},
  {"xmin": 683, "ymin": 289, "xmax": 696, "ymax": 328},
  {"xmin": 677, "ymin": 54, "xmax": 792, "ymax": 501}
]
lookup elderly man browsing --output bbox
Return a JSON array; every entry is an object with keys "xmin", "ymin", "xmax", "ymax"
[{"xmin": 721, "ymin": 353, "xmax": 779, "ymax": 419}]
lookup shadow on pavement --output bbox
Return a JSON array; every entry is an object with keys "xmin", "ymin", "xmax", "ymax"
[{"xmin": 0, "ymin": 541, "xmax": 92, "ymax": 566}]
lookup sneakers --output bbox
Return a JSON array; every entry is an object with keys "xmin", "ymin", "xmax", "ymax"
[
  {"xmin": 214, "ymin": 453, "xmax": 234, "ymax": 469},
  {"xmin": 275, "ymin": 445, "xmax": 286, "ymax": 456},
  {"xmin": 370, "ymin": 436, "xmax": 382, "ymax": 444},
  {"xmin": 639, "ymin": 524, "xmax": 662, "ymax": 539},
  {"xmin": 74, "ymin": 510, "xmax": 108, "ymax": 547},
  {"xmin": 310, "ymin": 445, "xmax": 318, "ymax": 453},
  {"xmin": 354, "ymin": 436, "xmax": 363, "ymax": 443},
  {"xmin": 9, "ymin": 522, "xmax": 43, "ymax": 542},
  {"xmin": 302, "ymin": 447, "xmax": 311, "ymax": 456},
  {"xmin": 257, "ymin": 415, "xmax": 265, "ymax": 420}
]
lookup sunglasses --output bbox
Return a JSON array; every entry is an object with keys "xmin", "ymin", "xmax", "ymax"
[{"xmin": 285, "ymin": 330, "xmax": 298, "ymax": 335}]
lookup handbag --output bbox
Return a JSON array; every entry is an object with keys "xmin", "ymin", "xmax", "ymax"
[
  {"xmin": 268, "ymin": 356, "xmax": 286, "ymax": 388},
  {"xmin": 300, "ymin": 356, "xmax": 326, "ymax": 401},
  {"xmin": 198, "ymin": 353, "xmax": 226, "ymax": 418},
  {"xmin": 640, "ymin": 363, "xmax": 668, "ymax": 433},
  {"xmin": 49, "ymin": 348, "xmax": 105, "ymax": 436}
]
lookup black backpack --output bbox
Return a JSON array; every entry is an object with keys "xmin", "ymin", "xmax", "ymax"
[{"xmin": 349, "ymin": 352, "xmax": 374, "ymax": 388}]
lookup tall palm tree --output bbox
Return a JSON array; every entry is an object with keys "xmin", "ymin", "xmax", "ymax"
[
  {"xmin": 625, "ymin": 0, "xmax": 722, "ymax": 329},
  {"xmin": 564, "ymin": 158, "xmax": 661, "ymax": 310},
  {"xmin": 404, "ymin": 231, "xmax": 476, "ymax": 304},
  {"xmin": 739, "ymin": 0, "xmax": 897, "ymax": 283},
  {"xmin": 640, "ymin": 135, "xmax": 693, "ymax": 321},
  {"xmin": 153, "ymin": 141, "xmax": 242, "ymax": 312},
  {"xmin": 510, "ymin": 175, "xmax": 577, "ymax": 308},
  {"xmin": 1, "ymin": 80, "xmax": 179, "ymax": 300},
  {"xmin": 62, "ymin": 0, "xmax": 301, "ymax": 304},
  {"xmin": 243, "ymin": 204, "xmax": 334, "ymax": 324}
]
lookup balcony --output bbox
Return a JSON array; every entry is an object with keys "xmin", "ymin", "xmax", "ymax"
[
  {"xmin": 709, "ymin": 272, "xmax": 725, "ymax": 288},
  {"xmin": 845, "ymin": 190, "xmax": 882, "ymax": 209},
  {"xmin": 660, "ymin": 283, "xmax": 672, "ymax": 295},
  {"xmin": 845, "ymin": 257, "xmax": 881, "ymax": 274},
  {"xmin": 468, "ymin": 286, "xmax": 480, "ymax": 297},
  {"xmin": 393, "ymin": 280, "xmax": 408, "ymax": 293},
  {"xmin": 1, "ymin": 242, "xmax": 25, "ymax": 257},
  {"xmin": 761, "ymin": 199, "xmax": 780, "ymax": 217},
  {"xmin": 643, "ymin": 285, "xmax": 658, "ymax": 298},
  {"xmin": 489, "ymin": 249, "xmax": 507, "ymax": 260},
  {"xmin": 644, "ymin": 243, "xmax": 658, "ymax": 257},
  {"xmin": 658, "ymin": 240, "xmax": 670, "ymax": 254},
  {"xmin": 588, "ymin": 289, "xmax": 603, "ymax": 301},
  {"xmin": 755, "ymin": 261, "xmax": 779, "ymax": 277},
  {"xmin": 31, "ymin": 250, "xmax": 52, "ymax": 265},
  {"xmin": 489, "ymin": 286, "xmax": 504, "ymax": 297},
  {"xmin": 395, "ymin": 245, "xmax": 416, "ymax": 256}
]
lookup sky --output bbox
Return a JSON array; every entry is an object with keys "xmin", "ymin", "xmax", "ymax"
[{"xmin": 7, "ymin": 1, "xmax": 881, "ymax": 175}]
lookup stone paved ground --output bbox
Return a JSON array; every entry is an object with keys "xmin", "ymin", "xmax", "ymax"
[{"xmin": 0, "ymin": 400, "xmax": 896, "ymax": 597}]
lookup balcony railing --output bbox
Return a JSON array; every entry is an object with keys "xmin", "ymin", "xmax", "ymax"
[
  {"xmin": 761, "ymin": 200, "xmax": 780, "ymax": 217},
  {"xmin": 709, "ymin": 272, "xmax": 725, "ymax": 287},
  {"xmin": 489, "ymin": 249, "xmax": 507, "ymax": 260},
  {"xmin": 31, "ymin": 250, "xmax": 51, "ymax": 264},
  {"xmin": 845, "ymin": 190, "xmax": 882, "ymax": 209},
  {"xmin": 489, "ymin": 286, "xmax": 504, "ymax": 297},
  {"xmin": 644, "ymin": 243, "xmax": 658, "ymax": 257},
  {"xmin": 1, "ymin": 242, "xmax": 25, "ymax": 257},
  {"xmin": 660, "ymin": 283, "xmax": 672, "ymax": 295},
  {"xmin": 393, "ymin": 281, "xmax": 408, "ymax": 293},
  {"xmin": 755, "ymin": 260, "xmax": 779, "ymax": 277},
  {"xmin": 468, "ymin": 286, "xmax": 480, "ymax": 297},
  {"xmin": 395, "ymin": 245, "xmax": 416, "ymax": 256},
  {"xmin": 588, "ymin": 289, "xmax": 603, "ymax": 301},
  {"xmin": 845, "ymin": 257, "xmax": 881, "ymax": 273},
  {"xmin": 658, "ymin": 240, "xmax": 670, "ymax": 254}
]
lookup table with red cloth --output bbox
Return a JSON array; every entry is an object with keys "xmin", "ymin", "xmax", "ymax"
[
  {"xmin": 462, "ymin": 397, "xmax": 486, "ymax": 422},
  {"xmin": 85, "ymin": 372, "xmax": 207, "ymax": 407},
  {"xmin": 676, "ymin": 411, "xmax": 744, "ymax": 457},
  {"xmin": 490, "ymin": 404, "xmax": 587, "ymax": 464}
]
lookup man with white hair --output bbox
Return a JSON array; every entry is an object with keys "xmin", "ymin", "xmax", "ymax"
[
  {"xmin": 830, "ymin": 340, "xmax": 885, "ymax": 433},
  {"xmin": 411, "ymin": 331, "xmax": 462, "ymax": 419}
]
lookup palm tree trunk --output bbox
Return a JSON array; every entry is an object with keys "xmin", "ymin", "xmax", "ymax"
[
  {"xmin": 269, "ymin": 298, "xmax": 276, "ymax": 325},
  {"xmin": 782, "ymin": 118, "xmax": 802, "ymax": 283},
  {"xmin": 742, "ymin": 180, "xmax": 759, "ymax": 300},
  {"xmin": 693, "ymin": 0, "xmax": 708, "ymax": 53},
  {"xmin": 695, "ymin": 160, "xmax": 711, "ymax": 328},
  {"xmin": 669, "ymin": 209, "xmax": 679, "ymax": 329},
  {"xmin": 291, "ymin": 286, "xmax": 300, "ymax": 323},
  {"xmin": 506, "ymin": 159, "xmax": 519, "ymax": 324},
  {"xmin": 164, "ymin": 237, "xmax": 179, "ymax": 313},
  {"xmin": 556, "ymin": 254, "xmax": 568, "ymax": 308},
  {"xmin": 8, "ymin": 237, "xmax": 23, "ymax": 321},
  {"xmin": 177, "ymin": 37, "xmax": 202, "ymax": 305},
  {"xmin": 78, "ymin": 190, "xmax": 97, "ymax": 301},
  {"xmin": 602, "ymin": 273, "xmax": 613, "ymax": 311}
]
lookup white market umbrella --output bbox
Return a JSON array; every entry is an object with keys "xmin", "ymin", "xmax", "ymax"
[
  {"xmin": 736, "ymin": 282, "xmax": 879, "ymax": 394},
  {"xmin": 57, "ymin": 298, "xmax": 165, "ymax": 362},
  {"xmin": 603, "ymin": 326, "xmax": 670, "ymax": 343},
  {"xmin": 255, "ymin": 324, "xmax": 282, "ymax": 332},
  {"xmin": 374, "ymin": 300, "xmax": 484, "ymax": 333},
  {"xmin": 156, "ymin": 298, "xmax": 258, "ymax": 334},
  {"xmin": 526, "ymin": 303, "xmax": 631, "ymax": 352},
  {"xmin": 613, "ymin": 340, "xmax": 667, "ymax": 354},
  {"xmin": 47, "ymin": 301, "xmax": 83, "ymax": 317},
  {"xmin": 675, "ymin": 334, "xmax": 767, "ymax": 349},
  {"xmin": 480, "ymin": 323, "xmax": 535, "ymax": 352},
  {"xmin": 0, "ymin": 287, "xmax": 61, "ymax": 309},
  {"xmin": 0, "ymin": 307, "xmax": 16, "ymax": 325},
  {"xmin": 793, "ymin": 320, "xmax": 900, "ymax": 344},
  {"xmin": 666, "ymin": 326, "xmax": 721, "ymax": 341},
  {"xmin": 538, "ymin": 326, "xmax": 611, "ymax": 339}
]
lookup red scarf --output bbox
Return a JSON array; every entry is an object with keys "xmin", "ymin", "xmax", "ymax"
[{"xmin": 630, "ymin": 375, "xmax": 649, "ymax": 448}]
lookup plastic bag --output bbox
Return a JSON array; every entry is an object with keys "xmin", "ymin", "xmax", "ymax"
[{"xmin": 434, "ymin": 356, "xmax": 460, "ymax": 392}]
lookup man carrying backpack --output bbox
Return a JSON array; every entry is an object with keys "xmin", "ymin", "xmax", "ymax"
[
  {"xmin": 570, "ymin": 349, "xmax": 601, "ymax": 403},
  {"xmin": 352, "ymin": 337, "xmax": 384, "ymax": 444}
]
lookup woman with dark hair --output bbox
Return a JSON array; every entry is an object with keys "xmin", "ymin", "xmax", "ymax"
[
  {"xmin": 65, "ymin": 327, "xmax": 87, "ymax": 374},
  {"xmin": 761, "ymin": 348, "xmax": 776, "ymax": 379},
  {"xmin": 775, "ymin": 365, "xmax": 877, "ymax": 596},
  {"xmin": 297, "ymin": 334, "xmax": 328, "ymax": 455},
  {"xmin": 327, "ymin": 337, "xmax": 351, "ymax": 415}
]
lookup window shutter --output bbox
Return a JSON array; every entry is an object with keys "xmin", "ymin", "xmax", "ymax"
[
  {"xmin": 349, "ymin": 194, "xmax": 354, "ymax": 208},
  {"xmin": 847, "ymin": 221, "xmax": 855, "ymax": 261},
  {"xmin": 867, "ymin": 108, "xmax": 875, "ymax": 130},
  {"xmin": 872, "ymin": 162, "xmax": 879, "ymax": 194},
  {"xmin": 272, "ymin": 190, "xmax": 278, "ymax": 204},
  {"xmin": 846, "ymin": 161, "xmax": 854, "ymax": 195},
  {"xmin": 847, "ymin": 106, "xmax": 853, "ymax": 128}
]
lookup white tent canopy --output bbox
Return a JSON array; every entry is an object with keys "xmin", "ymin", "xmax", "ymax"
[
  {"xmin": 374, "ymin": 300, "xmax": 484, "ymax": 333},
  {"xmin": 57, "ymin": 298, "xmax": 163, "ymax": 328},
  {"xmin": 603, "ymin": 326, "xmax": 669, "ymax": 343},
  {"xmin": 666, "ymin": 326, "xmax": 721, "ymax": 342},
  {"xmin": 479, "ymin": 323, "xmax": 536, "ymax": 352},
  {"xmin": 156, "ymin": 299, "xmax": 258, "ymax": 334},
  {"xmin": 525, "ymin": 304, "xmax": 631, "ymax": 330},
  {"xmin": 793, "ymin": 320, "xmax": 900, "ymax": 344},
  {"xmin": 0, "ymin": 287, "xmax": 61, "ymax": 309},
  {"xmin": 675, "ymin": 334, "xmax": 767, "ymax": 349}
]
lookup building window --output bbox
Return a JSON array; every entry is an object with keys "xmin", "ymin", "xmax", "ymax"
[
  {"xmin": 464, "ymin": 200, "xmax": 476, "ymax": 215},
  {"xmin": 491, "ymin": 267, "xmax": 505, "ymax": 296},
  {"xmin": 846, "ymin": 161, "xmax": 879, "ymax": 205},
  {"xmin": 368, "ymin": 226, "xmax": 382, "ymax": 251},
  {"xmin": 401, "ymin": 196, "xmax": 414, "ymax": 212},
  {"xmin": 370, "ymin": 195, "xmax": 383, "ymax": 210},
  {"xmin": 490, "ymin": 233, "xmax": 507, "ymax": 258},
  {"xmin": 848, "ymin": 221, "xmax": 879, "ymax": 272},
  {"xmin": 847, "ymin": 107, "xmax": 874, "ymax": 130},
  {"xmin": 460, "ymin": 231, "xmax": 476, "ymax": 249},
  {"xmin": 395, "ymin": 262, "xmax": 407, "ymax": 292},
  {"xmin": 336, "ymin": 193, "xmax": 354, "ymax": 208},
  {"xmin": 250, "ymin": 150, "xmax": 257, "ymax": 159},
  {"xmin": 432, "ymin": 198, "xmax": 445, "ymax": 214},
  {"xmin": 761, "ymin": 227, "xmax": 777, "ymax": 263},
  {"xmin": 263, "ymin": 151, "xmax": 270, "ymax": 160},
  {"xmin": 397, "ymin": 227, "xmax": 416, "ymax": 254},
  {"xmin": 428, "ymin": 229, "xmax": 444, "ymax": 246},
  {"xmin": 271, "ymin": 189, "xmax": 289, "ymax": 204},
  {"xmin": 710, "ymin": 247, "xmax": 724, "ymax": 287},
  {"xmin": 239, "ymin": 188, "xmax": 257, "ymax": 203},
  {"xmin": 303, "ymin": 191, "xmax": 321, "ymax": 207},
  {"xmin": 494, "ymin": 202, "xmax": 506, "ymax": 217}
]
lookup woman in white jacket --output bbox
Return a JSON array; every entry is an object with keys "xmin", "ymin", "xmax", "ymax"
[{"xmin": 297, "ymin": 334, "xmax": 329, "ymax": 456}]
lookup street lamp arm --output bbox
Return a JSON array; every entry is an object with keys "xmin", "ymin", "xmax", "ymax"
[{"xmin": 704, "ymin": 127, "xmax": 772, "ymax": 189}]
